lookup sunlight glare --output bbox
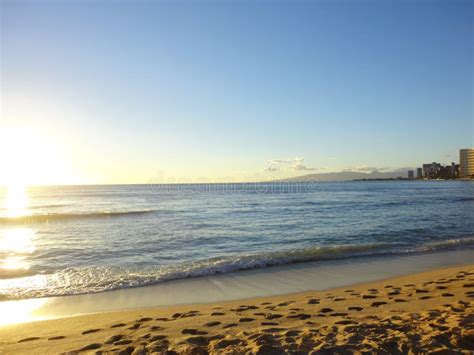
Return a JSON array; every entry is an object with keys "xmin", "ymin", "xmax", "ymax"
[
  {"xmin": 0, "ymin": 127, "xmax": 76, "ymax": 186},
  {"xmin": 5, "ymin": 184, "xmax": 29, "ymax": 218},
  {"xmin": 0, "ymin": 228, "xmax": 36, "ymax": 254},
  {"xmin": 0, "ymin": 298, "xmax": 49, "ymax": 326}
]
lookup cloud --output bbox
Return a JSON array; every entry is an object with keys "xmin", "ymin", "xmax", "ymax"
[
  {"xmin": 266, "ymin": 157, "xmax": 317, "ymax": 172},
  {"xmin": 341, "ymin": 165, "xmax": 411, "ymax": 174}
]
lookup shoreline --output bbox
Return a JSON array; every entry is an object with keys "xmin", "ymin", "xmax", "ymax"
[
  {"xmin": 1, "ymin": 248, "xmax": 473, "ymax": 327},
  {"xmin": 0, "ymin": 264, "xmax": 473, "ymax": 353}
]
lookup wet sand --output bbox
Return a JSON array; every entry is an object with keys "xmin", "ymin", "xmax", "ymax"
[{"xmin": 1, "ymin": 264, "xmax": 473, "ymax": 354}]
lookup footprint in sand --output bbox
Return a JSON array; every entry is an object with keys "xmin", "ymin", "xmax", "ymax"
[
  {"xmin": 334, "ymin": 298, "xmax": 345, "ymax": 302},
  {"xmin": 307, "ymin": 299, "xmax": 320, "ymax": 304},
  {"xmin": 48, "ymin": 336, "xmax": 65, "ymax": 340},
  {"xmin": 384, "ymin": 285, "xmax": 393, "ymax": 289},
  {"xmin": 204, "ymin": 321, "xmax": 221, "ymax": 327},
  {"xmin": 330, "ymin": 312, "xmax": 348, "ymax": 317},
  {"xmin": 211, "ymin": 312, "xmax": 225, "ymax": 316},
  {"xmin": 335, "ymin": 320, "xmax": 357, "ymax": 325},
  {"xmin": 463, "ymin": 283, "xmax": 474, "ymax": 288},
  {"xmin": 319, "ymin": 308, "xmax": 334, "ymax": 313},
  {"xmin": 394, "ymin": 299, "xmax": 408, "ymax": 303},
  {"xmin": 18, "ymin": 337, "xmax": 41, "ymax": 343},
  {"xmin": 77, "ymin": 343, "xmax": 102, "ymax": 351},
  {"xmin": 106, "ymin": 335, "xmax": 124, "ymax": 344},
  {"xmin": 155, "ymin": 317, "xmax": 169, "ymax": 321},
  {"xmin": 362, "ymin": 295, "xmax": 377, "ymax": 299},
  {"xmin": 239, "ymin": 317, "xmax": 255, "ymax": 322},
  {"xmin": 150, "ymin": 325, "xmax": 163, "ymax": 331},
  {"xmin": 415, "ymin": 289, "xmax": 429, "ymax": 294},
  {"xmin": 266, "ymin": 314, "xmax": 283, "ymax": 320},
  {"xmin": 419, "ymin": 296, "xmax": 431, "ymax": 300},
  {"xmin": 436, "ymin": 286, "xmax": 448, "ymax": 290},
  {"xmin": 137, "ymin": 317, "xmax": 153, "ymax": 322},
  {"xmin": 111, "ymin": 323, "xmax": 126, "ymax": 328},
  {"xmin": 128, "ymin": 323, "xmax": 140, "ymax": 330},
  {"xmin": 185, "ymin": 336, "xmax": 212, "ymax": 346},
  {"xmin": 182, "ymin": 329, "xmax": 208, "ymax": 335},
  {"xmin": 441, "ymin": 293, "xmax": 454, "ymax": 297},
  {"xmin": 78, "ymin": 343, "xmax": 102, "ymax": 351},
  {"xmin": 149, "ymin": 335, "xmax": 167, "ymax": 341},
  {"xmin": 344, "ymin": 290, "xmax": 355, "ymax": 293},
  {"xmin": 213, "ymin": 338, "xmax": 243, "ymax": 349},
  {"xmin": 82, "ymin": 329, "xmax": 101, "ymax": 335},
  {"xmin": 287, "ymin": 313, "xmax": 311, "ymax": 320},
  {"xmin": 232, "ymin": 305, "xmax": 258, "ymax": 312},
  {"xmin": 348, "ymin": 306, "xmax": 363, "ymax": 311},
  {"xmin": 387, "ymin": 290, "xmax": 400, "ymax": 296},
  {"xmin": 114, "ymin": 339, "xmax": 133, "ymax": 345},
  {"xmin": 223, "ymin": 323, "xmax": 238, "ymax": 328},
  {"xmin": 264, "ymin": 305, "xmax": 277, "ymax": 310},
  {"xmin": 371, "ymin": 301, "xmax": 387, "ymax": 307},
  {"xmin": 262, "ymin": 327, "xmax": 286, "ymax": 333},
  {"xmin": 181, "ymin": 311, "xmax": 200, "ymax": 318},
  {"xmin": 261, "ymin": 322, "xmax": 279, "ymax": 326}
]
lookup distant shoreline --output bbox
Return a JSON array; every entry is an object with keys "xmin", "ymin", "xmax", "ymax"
[{"xmin": 352, "ymin": 178, "xmax": 472, "ymax": 182}]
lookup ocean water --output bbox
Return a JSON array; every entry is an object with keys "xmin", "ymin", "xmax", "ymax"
[{"xmin": 0, "ymin": 181, "xmax": 473, "ymax": 300}]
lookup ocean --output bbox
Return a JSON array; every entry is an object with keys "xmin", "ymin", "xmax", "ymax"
[{"xmin": 0, "ymin": 181, "xmax": 473, "ymax": 301}]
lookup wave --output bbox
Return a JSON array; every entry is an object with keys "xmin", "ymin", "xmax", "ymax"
[
  {"xmin": 0, "ymin": 210, "xmax": 158, "ymax": 223},
  {"xmin": 2, "ymin": 237, "xmax": 473, "ymax": 300},
  {"xmin": 455, "ymin": 197, "xmax": 474, "ymax": 202},
  {"xmin": 421, "ymin": 237, "xmax": 474, "ymax": 251}
]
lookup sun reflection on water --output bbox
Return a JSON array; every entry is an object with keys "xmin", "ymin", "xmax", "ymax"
[
  {"xmin": 0, "ymin": 185, "xmax": 43, "ymax": 325},
  {"xmin": 0, "ymin": 228, "xmax": 36, "ymax": 254}
]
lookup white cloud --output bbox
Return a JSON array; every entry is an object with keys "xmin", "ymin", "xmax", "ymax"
[{"xmin": 266, "ymin": 157, "xmax": 317, "ymax": 172}]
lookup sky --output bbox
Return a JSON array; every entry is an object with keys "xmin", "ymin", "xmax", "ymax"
[{"xmin": 1, "ymin": 0, "xmax": 473, "ymax": 185}]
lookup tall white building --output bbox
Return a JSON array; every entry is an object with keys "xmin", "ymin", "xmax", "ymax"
[{"xmin": 460, "ymin": 148, "xmax": 474, "ymax": 179}]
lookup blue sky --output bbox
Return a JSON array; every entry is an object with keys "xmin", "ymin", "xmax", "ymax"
[{"xmin": 1, "ymin": 0, "xmax": 472, "ymax": 184}]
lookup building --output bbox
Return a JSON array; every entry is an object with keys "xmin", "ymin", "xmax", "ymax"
[
  {"xmin": 408, "ymin": 170, "xmax": 414, "ymax": 179},
  {"xmin": 450, "ymin": 162, "xmax": 460, "ymax": 179},
  {"xmin": 460, "ymin": 148, "xmax": 474, "ymax": 179},
  {"xmin": 422, "ymin": 162, "xmax": 441, "ymax": 179},
  {"xmin": 438, "ymin": 163, "xmax": 459, "ymax": 179},
  {"xmin": 416, "ymin": 168, "xmax": 423, "ymax": 179}
]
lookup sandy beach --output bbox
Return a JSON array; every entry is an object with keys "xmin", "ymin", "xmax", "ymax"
[{"xmin": 0, "ymin": 264, "xmax": 473, "ymax": 354}]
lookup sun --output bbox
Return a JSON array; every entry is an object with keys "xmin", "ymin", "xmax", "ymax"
[{"xmin": 0, "ymin": 126, "xmax": 76, "ymax": 187}]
